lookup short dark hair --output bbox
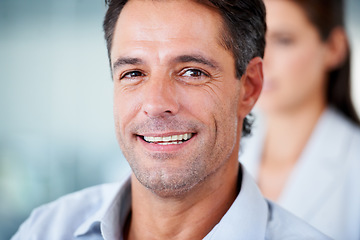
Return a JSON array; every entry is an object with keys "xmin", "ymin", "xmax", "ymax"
[{"xmin": 103, "ymin": 0, "xmax": 266, "ymax": 136}]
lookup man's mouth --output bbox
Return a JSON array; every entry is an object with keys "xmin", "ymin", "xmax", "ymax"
[{"xmin": 140, "ymin": 133, "xmax": 193, "ymax": 145}]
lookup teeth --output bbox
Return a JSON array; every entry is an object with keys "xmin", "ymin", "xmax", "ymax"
[
  {"xmin": 158, "ymin": 142, "xmax": 179, "ymax": 145},
  {"xmin": 183, "ymin": 133, "xmax": 190, "ymax": 140},
  {"xmin": 144, "ymin": 133, "xmax": 193, "ymax": 143},
  {"xmin": 163, "ymin": 136, "xmax": 171, "ymax": 141},
  {"xmin": 145, "ymin": 136, "xmax": 155, "ymax": 142}
]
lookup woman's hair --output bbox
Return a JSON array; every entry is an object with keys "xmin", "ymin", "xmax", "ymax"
[{"xmin": 292, "ymin": 0, "xmax": 360, "ymax": 125}]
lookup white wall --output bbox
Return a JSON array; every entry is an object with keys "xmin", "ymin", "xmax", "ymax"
[
  {"xmin": 347, "ymin": 0, "xmax": 360, "ymax": 114},
  {"xmin": 0, "ymin": 1, "xmax": 130, "ymax": 239}
]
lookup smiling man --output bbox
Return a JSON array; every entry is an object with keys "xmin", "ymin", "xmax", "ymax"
[{"xmin": 12, "ymin": 0, "xmax": 330, "ymax": 239}]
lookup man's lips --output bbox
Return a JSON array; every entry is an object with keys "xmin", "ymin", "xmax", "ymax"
[{"xmin": 137, "ymin": 133, "xmax": 194, "ymax": 145}]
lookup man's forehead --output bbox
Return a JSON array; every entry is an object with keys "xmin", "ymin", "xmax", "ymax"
[{"xmin": 110, "ymin": 0, "xmax": 228, "ymax": 62}]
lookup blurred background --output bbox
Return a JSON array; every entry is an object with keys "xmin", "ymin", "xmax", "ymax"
[{"xmin": 0, "ymin": 0, "xmax": 359, "ymax": 239}]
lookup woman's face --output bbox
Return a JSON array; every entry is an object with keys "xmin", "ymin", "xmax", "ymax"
[{"xmin": 259, "ymin": 0, "xmax": 330, "ymax": 113}]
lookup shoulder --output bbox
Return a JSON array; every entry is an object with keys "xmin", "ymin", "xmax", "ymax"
[
  {"xmin": 265, "ymin": 201, "xmax": 331, "ymax": 240},
  {"xmin": 325, "ymin": 107, "xmax": 360, "ymax": 138},
  {"xmin": 306, "ymin": 107, "xmax": 360, "ymax": 164},
  {"xmin": 325, "ymin": 108, "xmax": 360, "ymax": 157},
  {"xmin": 11, "ymin": 182, "xmax": 121, "ymax": 240}
]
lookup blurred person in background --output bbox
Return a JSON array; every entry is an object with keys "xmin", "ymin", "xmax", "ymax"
[{"xmin": 242, "ymin": 0, "xmax": 360, "ymax": 239}]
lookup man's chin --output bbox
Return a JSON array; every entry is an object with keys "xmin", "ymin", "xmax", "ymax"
[
  {"xmin": 133, "ymin": 170, "xmax": 204, "ymax": 199},
  {"xmin": 147, "ymin": 185, "xmax": 195, "ymax": 199}
]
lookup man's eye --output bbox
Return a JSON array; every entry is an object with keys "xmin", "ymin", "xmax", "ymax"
[
  {"xmin": 181, "ymin": 69, "xmax": 209, "ymax": 78},
  {"xmin": 177, "ymin": 68, "xmax": 211, "ymax": 85},
  {"xmin": 121, "ymin": 71, "xmax": 145, "ymax": 79}
]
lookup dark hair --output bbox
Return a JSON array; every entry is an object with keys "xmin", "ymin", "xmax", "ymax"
[
  {"xmin": 292, "ymin": 0, "xmax": 360, "ymax": 125},
  {"xmin": 103, "ymin": 0, "xmax": 266, "ymax": 136}
]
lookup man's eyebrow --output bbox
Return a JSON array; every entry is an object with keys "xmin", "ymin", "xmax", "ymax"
[
  {"xmin": 173, "ymin": 55, "xmax": 220, "ymax": 70},
  {"xmin": 112, "ymin": 57, "xmax": 144, "ymax": 71},
  {"xmin": 112, "ymin": 55, "xmax": 220, "ymax": 71}
]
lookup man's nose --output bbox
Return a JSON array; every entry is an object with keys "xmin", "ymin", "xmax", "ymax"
[{"xmin": 141, "ymin": 74, "xmax": 180, "ymax": 118}]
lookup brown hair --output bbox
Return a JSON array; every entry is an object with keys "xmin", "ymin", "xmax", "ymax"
[{"xmin": 292, "ymin": 0, "xmax": 360, "ymax": 125}]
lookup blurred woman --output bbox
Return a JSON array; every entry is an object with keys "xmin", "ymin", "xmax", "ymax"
[{"xmin": 241, "ymin": 0, "xmax": 360, "ymax": 239}]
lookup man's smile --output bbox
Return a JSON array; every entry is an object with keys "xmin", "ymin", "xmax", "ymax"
[{"xmin": 141, "ymin": 133, "xmax": 194, "ymax": 145}]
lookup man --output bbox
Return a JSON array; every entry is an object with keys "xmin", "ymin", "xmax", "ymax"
[{"xmin": 12, "ymin": 0, "xmax": 329, "ymax": 239}]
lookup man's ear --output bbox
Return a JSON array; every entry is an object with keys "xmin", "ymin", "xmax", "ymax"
[
  {"xmin": 324, "ymin": 27, "xmax": 348, "ymax": 70},
  {"xmin": 237, "ymin": 57, "xmax": 263, "ymax": 118}
]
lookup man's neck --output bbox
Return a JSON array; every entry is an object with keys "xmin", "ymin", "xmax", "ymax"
[{"xmin": 125, "ymin": 163, "xmax": 240, "ymax": 240}]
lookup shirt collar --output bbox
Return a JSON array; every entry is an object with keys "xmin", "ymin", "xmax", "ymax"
[
  {"xmin": 74, "ymin": 176, "xmax": 132, "ymax": 239},
  {"xmin": 203, "ymin": 167, "xmax": 269, "ymax": 239},
  {"xmin": 74, "ymin": 166, "xmax": 269, "ymax": 240},
  {"xmin": 101, "ymin": 176, "xmax": 132, "ymax": 240}
]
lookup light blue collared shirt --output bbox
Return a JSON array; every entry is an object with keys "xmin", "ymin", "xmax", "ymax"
[{"xmin": 12, "ymin": 166, "xmax": 329, "ymax": 240}]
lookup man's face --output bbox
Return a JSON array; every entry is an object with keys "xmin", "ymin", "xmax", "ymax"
[{"xmin": 111, "ymin": 0, "xmax": 249, "ymax": 197}]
